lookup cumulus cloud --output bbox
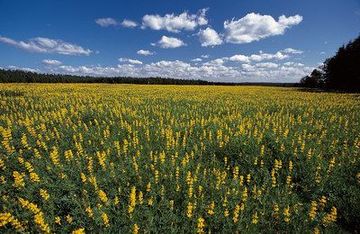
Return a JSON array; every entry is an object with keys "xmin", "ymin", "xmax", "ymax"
[
  {"xmin": 0, "ymin": 36, "xmax": 92, "ymax": 55},
  {"xmin": 201, "ymin": 54, "xmax": 210, "ymax": 59},
  {"xmin": 95, "ymin": 18, "xmax": 118, "ymax": 27},
  {"xmin": 281, "ymin": 48, "xmax": 303, "ymax": 54},
  {"xmin": 42, "ymin": 59, "xmax": 62, "ymax": 66},
  {"xmin": 152, "ymin": 36, "xmax": 186, "ymax": 48},
  {"xmin": 137, "ymin": 49, "xmax": 154, "ymax": 56},
  {"xmin": 191, "ymin": 58, "xmax": 202, "ymax": 62},
  {"xmin": 198, "ymin": 27, "xmax": 223, "ymax": 47},
  {"xmin": 142, "ymin": 8, "xmax": 208, "ymax": 33},
  {"xmin": 224, "ymin": 13, "xmax": 303, "ymax": 44},
  {"xmin": 121, "ymin": 19, "xmax": 138, "ymax": 28},
  {"xmin": 227, "ymin": 48, "xmax": 302, "ymax": 63},
  {"xmin": 119, "ymin": 58, "xmax": 143, "ymax": 65},
  {"xmin": 46, "ymin": 59, "xmax": 312, "ymax": 82}
]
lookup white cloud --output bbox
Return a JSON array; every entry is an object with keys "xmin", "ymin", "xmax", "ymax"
[
  {"xmin": 7, "ymin": 46, "xmax": 311, "ymax": 83},
  {"xmin": 281, "ymin": 48, "xmax": 303, "ymax": 54},
  {"xmin": 191, "ymin": 58, "xmax": 202, "ymax": 62},
  {"xmin": 19, "ymin": 56, "xmax": 313, "ymax": 82},
  {"xmin": 198, "ymin": 27, "xmax": 223, "ymax": 47},
  {"xmin": 153, "ymin": 36, "xmax": 186, "ymax": 48},
  {"xmin": 95, "ymin": 18, "xmax": 118, "ymax": 27},
  {"xmin": 0, "ymin": 36, "xmax": 92, "ymax": 55},
  {"xmin": 42, "ymin": 59, "xmax": 62, "ymax": 66},
  {"xmin": 142, "ymin": 8, "xmax": 208, "ymax": 33},
  {"xmin": 227, "ymin": 49, "xmax": 302, "ymax": 63},
  {"xmin": 121, "ymin": 19, "xmax": 138, "ymax": 28},
  {"xmin": 284, "ymin": 62, "xmax": 304, "ymax": 66},
  {"xmin": 255, "ymin": 62, "xmax": 278, "ymax": 68},
  {"xmin": 7, "ymin": 65, "xmax": 40, "ymax": 73},
  {"xmin": 119, "ymin": 58, "xmax": 143, "ymax": 65},
  {"xmin": 224, "ymin": 13, "xmax": 303, "ymax": 44},
  {"xmin": 137, "ymin": 49, "xmax": 154, "ymax": 56},
  {"xmin": 203, "ymin": 58, "xmax": 226, "ymax": 66},
  {"xmin": 201, "ymin": 54, "xmax": 210, "ymax": 59},
  {"xmin": 229, "ymin": 54, "xmax": 250, "ymax": 63}
]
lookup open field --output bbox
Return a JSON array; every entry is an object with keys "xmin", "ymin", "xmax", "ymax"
[{"xmin": 0, "ymin": 84, "xmax": 359, "ymax": 233}]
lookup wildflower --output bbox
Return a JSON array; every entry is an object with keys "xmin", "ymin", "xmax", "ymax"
[
  {"xmin": 138, "ymin": 191, "xmax": 143, "ymax": 205},
  {"xmin": 101, "ymin": 212, "xmax": 110, "ymax": 227},
  {"xmin": 30, "ymin": 172, "xmax": 40, "ymax": 182},
  {"xmin": 0, "ymin": 212, "xmax": 25, "ymax": 231},
  {"xmin": 55, "ymin": 216, "xmax": 61, "ymax": 225},
  {"xmin": 207, "ymin": 201, "xmax": 215, "ymax": 216},
  {"xmin": 309, "ymin": 201, "xmax": 317, "ymax": 221},
  {"xmin": 322, "ymin": 207, "xmax": 337, "ymax": 226},
  {"xmin": 273, "ymin": 203, "xmax": 279, "ymax": 219},
  {"xmin": 197, "ymin": 217, "xmax": 205, "ymax": 234},
  {"xmin": 80, "ymin": 172, "xmax": 87, "ymax": 183},
  {"xmin": 128, "ymin": 186, "xmax": 136, "ymax": 215},
  {"xmin": 233, "ymin": 204, "xmax": 240, "ymax": 223},
  {"xmin": 72, "ymin": 228, "xmax": 85, "ymax": 234},
  {"xmin": 132, "ymin": 223, "xmax": 139, "ymax": 234},
  {"xmin": 50, "ymin": 147, "xmax": 60, "ymax": 166},
  {"xmin": 66, "ymin": 214, "xmax": 73, "ymax": 224},
  {"xmin": 98, "ymin": 190, "xmax": 108, "ymax": 203},
  {"xmin": 64, "ymin": 149, "xmax": 74, "ymax": 161},
  {"xmin": 13, "ymin": 171, "xmax": 25, "ymax": 188},
  {"xmin": 252, "ymin": 212, "xmax": 258, "ymax": 224},
  {"xmin": 39, "ymin": 189, "xmax": 50, "ymax": 201},
  {"xmin": 186, "ymin": 202, "xmax": 194, "ymax": 218},
  {"xmin": 85, "ymin": 207, "xmax": 93, "ymax": 218},
  {"xmin": 283, "ymin": 206, "xmax": 290, "ymax": 223}
]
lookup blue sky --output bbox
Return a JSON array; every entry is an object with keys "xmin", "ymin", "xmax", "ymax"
[{"xmin": 0, "ymin": 0, "xmax": 359, "ymax": 82}]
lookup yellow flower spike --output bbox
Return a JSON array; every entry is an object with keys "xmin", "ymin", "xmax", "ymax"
[
  {"xmin": 12, "ymin": 171, "xmax": 25, "ymax": 188},
  {"xmin": 66, "ymin": 214, "xmax": 73, "ymax": 224},
  {"xmin": 309, "ymin": 201, "xmax": 318, "ymax": 221},
  {"xmin": 207, "ymin": 201, "xmax": 215, "ymax": 216},
  {"xmin": 101, "ymin": 212, "xmax": 110, "ymax": 227},
  {"xmin": 233, "ymin": 204, "xmax": 240, "ymax": 223},
  {"xmin": 85, "ymin": 207, "xmax": 93, "ymax": 218},
  {"xmin": 72, "ymin": 228, "xmax": 85, "ymax": 234},
  {"xmin": 128, "ymin": 186, "xmax": 137, "ymax": 215},
  {"xmin": 39, "ymin": 189, "xmax": 50, "ymax": 201},
  {"xmin": 138, "ymin": 191, "xmax": 143, "ymax": 205},
  {"xmin": 283, "ymin": 206, "xmax": 290, "ymax": 223},
  {"xmin": 186, "ymin": 202, "xmax": 194, "ymax": 218},
  {"xmin": 197, "ymin": 217, "xmax": 205, "ymax": 234},
  {"xmin": 132, "ymin": 223, "xmax": 140, "ymax": 234},
  {"xmin": 55, "ymin": 216, "xmax": 61, "ymax": 225},
  {"xmin": 98, "ymin": 189, "xmax": 108, "ymax": 203},
  {"xmin": 251, "ymin": 212, "xmax": 258, "ymax": 224}
]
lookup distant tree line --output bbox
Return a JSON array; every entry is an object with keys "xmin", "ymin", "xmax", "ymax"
[
  {"xmin": 0, "ymin": 69, "xmax": 297, "ymax": 87},
  {"xmin": 300, "ymin": 34, "xmax": 360, "ymax": 92}
]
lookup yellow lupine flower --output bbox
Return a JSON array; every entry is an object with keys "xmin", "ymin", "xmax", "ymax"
[
  {"xmin": 39, "ymin": 189, "xmax": 50, "ymax": 201},
  {"xmin": 12, "ymin": 171, "xmax": 25, "ymax": 188},
  {"xmin": 72, "ymin": 228, "xmax": 85, "ymax": 234},
  {"xmin": 98, "ymin": 189, "xmax": 108, "ymax": 203},
  {"xmin": 132, "ymin": 223, "xmax": 139, "ymax": 234},
  {"xmin": 128, "ymin": 186, "xmax": 136, "ymax": 215},
  {"xmin": 197, "ymin": 217, "xmax": 205, "ymax": 234},
  {"xmin": 101, "ymin": 212, "xmax": 110, "ymax": 227}
]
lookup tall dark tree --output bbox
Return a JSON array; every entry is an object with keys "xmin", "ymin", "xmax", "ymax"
[
  {"xmin": 323, "ymin": 35, "xmax": 360, "ymax": 91},
  {"xmin": 300, "ymin": 69, "xmax": 324, "ymax": 88}
]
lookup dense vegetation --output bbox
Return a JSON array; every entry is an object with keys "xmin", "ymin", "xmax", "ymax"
[
  {"xmin": 0, "ymin": 69, "xmax": 298, "ymax": 87},
  {"xmin": 0, "ymin": 84, "xmax": 359, "ymax": 233},
  {"xmin": 301, "ymin": 35, "xmax": 360, "ymax": 92}
]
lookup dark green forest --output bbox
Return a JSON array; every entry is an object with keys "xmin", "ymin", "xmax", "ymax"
[{"xmin": 0, "ymin": 69, "xmax": 297, "ymax": 87}]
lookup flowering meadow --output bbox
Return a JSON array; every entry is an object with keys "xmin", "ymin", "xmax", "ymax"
[{"xmin": 0, "ymin": 84, "xmax": 359, "ymax": 233}]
